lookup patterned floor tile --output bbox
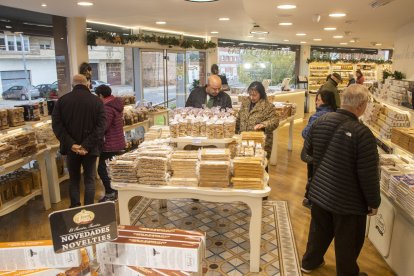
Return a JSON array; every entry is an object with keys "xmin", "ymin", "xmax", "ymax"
[{"xmin": 130, "ymin": 199, "xmax": 301, "ymax": 276}]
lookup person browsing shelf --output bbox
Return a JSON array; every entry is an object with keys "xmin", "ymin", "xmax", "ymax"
[
  {"xmin": 356, "ymin": 69, "xmax": 365, "ymax": 84},
  {"xmin": 185, "ymin": 75, "xmax": 232, "ymax": 109},
  {"xmin": 319, "ymin": 72, "xmax": 342, "ymax": 108},
  {"xmin": 211, "ymin": 64, "xmax": 230, "ymax": 92}
]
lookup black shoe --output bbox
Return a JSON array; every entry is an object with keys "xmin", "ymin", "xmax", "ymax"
[
  {"xmin": 302, "ymin": 198, "xmax": 312, "ymax": 209},
  {"xmin": 69, "ymin": 203, "xmax": 81, "ymax": 208},
  {"xmin": 359, "ymin": 273, "xmax": 368, "ymax": 276},
  {"xmin": 301, "ymin": 261, "xmax": 325, "ymax": 274},
  {"xmin": 99, "ymin": 192, "xmax": 117, "ymax": 202},
  {"xmin": 192, "ymin": 198, "xmax": 199, "ymax": 202}
]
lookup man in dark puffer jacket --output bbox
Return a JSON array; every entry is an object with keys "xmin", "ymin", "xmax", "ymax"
[{"xmin": 301, "ymin": 84, "xmax": 381, "ymax": 276}]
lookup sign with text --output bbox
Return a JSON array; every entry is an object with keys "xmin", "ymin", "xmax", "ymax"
[{"xmin": 49, "ymin": 201, "xmax": 118, "ymax": 253}]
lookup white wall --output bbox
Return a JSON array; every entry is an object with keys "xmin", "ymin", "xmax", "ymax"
[{"xmin": 393, "ymin": 21, "xmax": 414, "ymax": 80}]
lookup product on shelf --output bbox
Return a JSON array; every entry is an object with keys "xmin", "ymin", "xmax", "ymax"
[
  {"xmin": 198, "ymin": 160, "xmax": 230, "ymax": 188},
  {"xmin": 0, "ymin": 169, "xmax": 41, "ymax": 206},
  {"xmin": 0, "ymin": 110, "xmax": 8, "ymax": 130},
  {"xmin": 117, "ymin": 95, "xmax": 136, "ymax": 105},
  {"xmin": 372, "ymin": 79, "xmax": 414, "ymax": 106},
  {"xmin": 241, "ymin": 131, "xmax": 265, "ymax": 146},
  {"xmin": 391, "ymin": 128, "xmax": 414, "ymax": 153},
  {"xmin": 109, "ymin": 151, "xmax": 141, "ymax": 184},
  {"xmin": 273, "ymin": 102, "xmax": 297, "ymax": 120},
  {"xmin": 200, "ymin": 148, "xmax": 230, "ymax": 161},
  {"xmin": 136, "ymin": 144, "xmax": 172, "ymax": 186},
  {"xmin": 123, "ymin": 106, "xmax": 148, "ymax": 125},
  {"xmin": 170, "ymin": 150, "xmax": 198, "ymax": 186},
  {"xmin": 232, "ymin": 156, "xmax": 264, "ymax": 189},
  {"xmin": 6, "ymin": 107, "xmax": 24, "ymax": 127},
  {"xmin": 308, "ymin": 63, "xmax": 330, "ymax": 91},
  {"xmin": 33, "ymin": 121, "xmax": 59, "ymax": 145},
  {"xmin": 144, "ymin": 126, "xmax": 171, "ymax": 141}
]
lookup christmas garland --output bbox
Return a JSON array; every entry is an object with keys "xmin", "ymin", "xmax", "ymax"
[
  {"xmin": 87, "ymin": 31, "xmax": 217, "ymax": 50},
  {"xmin": 307, "ymin": 57, "xmax": 392, "ymax": 65}
]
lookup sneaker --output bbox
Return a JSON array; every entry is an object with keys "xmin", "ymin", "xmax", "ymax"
[
  {"xmin": 99, "ymin": 192, "xmax": 117, "ymax": 202},
  {"xmin": 301, "ymin": 261, "xmax": 325, "ymax": 274},
  {"xmin": 302, "ymin": 198, "xmax": 312, "ymax": 209}
]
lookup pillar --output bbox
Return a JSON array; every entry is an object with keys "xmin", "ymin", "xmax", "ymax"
[{"xmin": 67, "ymin": 17, "xmax": 88, "ymax": 80}]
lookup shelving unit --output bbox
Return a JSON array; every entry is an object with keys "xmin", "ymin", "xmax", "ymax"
[
  {"xmin": 357, "ymin": 63, "xmax": 377, "ymax": 83},
  {"xmin": 0, "ymin": 148, "xmax": 50, "ymax": 216},
  {"xmin": 308, "ymin": 63, "xmax": 330, "ymax": 92},
  {"xmin": 331, "ymin": 63, "xmax": 354, "ymax": 90}
]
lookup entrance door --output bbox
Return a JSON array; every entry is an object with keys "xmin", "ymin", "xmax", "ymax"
[
  {"xmin": 166, "ymin": 51, "xmax": 185, "ymax": 108},
  {"xmin": 141, "ymin": 50, "xmax": 165, "ymax": 106}
]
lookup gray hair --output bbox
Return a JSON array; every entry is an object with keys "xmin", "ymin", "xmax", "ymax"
[
  {"xmin": 72, "ymin": 74, "xmax": 88, "ymax": 87},
  {"xmin": 341, "ymin": 84, "xmax": 369, "ymax": 108}
]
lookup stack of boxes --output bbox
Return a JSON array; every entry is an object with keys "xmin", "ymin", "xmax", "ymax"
[{"xmin": 373, "ymin": 79, "xmax": 414, "ymax": 106}]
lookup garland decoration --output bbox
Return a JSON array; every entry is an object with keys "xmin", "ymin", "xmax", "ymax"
[
  {"xmin": 87, "ymin": 31, "xmax": 216, "ymax": 49},
  {"xmin": 306, "ymin": 57, "xmax": 392, "ymax": 65}
]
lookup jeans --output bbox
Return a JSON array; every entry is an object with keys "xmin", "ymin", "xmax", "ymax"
[
  {"xmin": 66, "ymin": 152, "xmax": 97, "ymax": 207},
  {"xmin": 97, "ymin": 151, "xmax": 118, "ymax": 195}
]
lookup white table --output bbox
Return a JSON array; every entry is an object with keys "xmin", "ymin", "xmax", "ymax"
[
  {"xmin": 113, "ymin": 183, "xmax": 271, "ymax": 273},
  {"xmin": 270, "ymin": 115, "xmax": 295, "ymax": 166},
  {"xmin": 170, "ymin": 137, "xmax": 235, "ymax": 149}
]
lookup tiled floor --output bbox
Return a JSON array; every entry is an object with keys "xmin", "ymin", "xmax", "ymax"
[{"xmin": 129, "ymin": 199, "xmax": 301, "ymax": 276}]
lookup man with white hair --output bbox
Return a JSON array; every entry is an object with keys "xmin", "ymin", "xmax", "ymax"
[
  {"xmin": 52, "ymin": 74, "xmax": 106, "ymax": 208},
  {"xmin": 301, "ymin": 84, "xmax": 380, "ymax": 276}
]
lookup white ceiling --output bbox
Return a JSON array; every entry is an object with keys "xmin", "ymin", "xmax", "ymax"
[{"xmin": 0, "ymin": 0, "xmax": 414, "ymax": 49}]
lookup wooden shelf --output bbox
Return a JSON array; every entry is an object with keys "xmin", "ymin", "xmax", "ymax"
[
  {"xmin": 123, "ymin": 120, "xmax": 150, "ymax": 132},
  {"xmin": 0, "ymin": 189, "xmax": 42, "ymax": 216}
]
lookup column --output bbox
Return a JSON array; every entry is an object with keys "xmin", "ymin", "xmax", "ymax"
[
  {"xmin": 299, "ymin": 44, "xmax": 311, "ymax": 77},
  {"xmin": 67, "ymin": 17, "xmax": 89, "ymax": 81}
]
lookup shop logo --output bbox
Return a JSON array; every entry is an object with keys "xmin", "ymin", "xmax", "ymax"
[{"xmin": 73, "ymin": 209, "xmax": 95, "ymax": 225}]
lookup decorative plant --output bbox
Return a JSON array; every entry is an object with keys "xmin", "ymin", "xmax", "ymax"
[
  {"xmin": 382, "ymin": 69, "xmax": 393, "ymax": 81},
  {"xmin": 191, "ymin": 79, "xmax": 200, "ymax": 91},
  {"xmin": 307, "ymin": 57, "xmax": 392, "ymax": 65},
  {"xmin": 393, "ymin": 70, "xmax": 405, "ymax": 80}
]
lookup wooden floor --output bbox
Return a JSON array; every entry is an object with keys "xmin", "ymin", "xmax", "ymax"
[{"xmin": 0, "ymin": 118, "xmax": 394, "ymax": 275}]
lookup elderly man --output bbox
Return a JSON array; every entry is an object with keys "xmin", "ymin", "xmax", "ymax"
[
  {"xmin": 301, "ymin": 84, "xmax": 380, "ymax": 276},
  {"xmin": 319, "ymin": 72, "xmax": 342, "ymax": 107},
  {"xmin": 185, "ymin": 75, "xmax": 232, "ymax": 109},
  {"xmin": 52, "ymin": 74, "xmax": 106, "ymax": 208}
]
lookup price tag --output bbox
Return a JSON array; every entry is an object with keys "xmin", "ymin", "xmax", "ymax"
[{"xmin": 192, "ymin": 138, "xmax": 202, "ymax": 145}]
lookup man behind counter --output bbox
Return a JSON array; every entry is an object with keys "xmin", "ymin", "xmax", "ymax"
[{"xmin": 185, "ymin": 75, "xmax": 232, "ymax": 109}]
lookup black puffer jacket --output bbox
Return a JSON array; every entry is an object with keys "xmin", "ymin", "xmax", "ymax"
[{"xmin": 304, "ymin": 109, "xmax": 381, "ymax": 215}]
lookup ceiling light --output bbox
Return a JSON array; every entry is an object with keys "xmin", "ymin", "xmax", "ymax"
[
  {"xmin": 340, "ymin": 42, "xmax": 348, "ymax": 45},
  {"xmin": 279, "ymin": 22, "xmax": 293, "ymax": 26},
  {"xmin": 258, "ymin": 37, "xmax": 266, "ymax": 40},
  {"xmin": 210, "ymin": 31, "xmax": 219, "ymax": 34},
  {"xmin": 277, "ymin": 4, "xmax": 297, "ymax": 9},
  {"xmin": 86, "ymin": 27, "xmax": 92, "ymax": 30},
  {"xmin": 324, "ymin": 27, "xmax": 336, "ymax": 31},
  {"xmin": 250, "ymin": 24, "xmax": 269, "ymax": 34},
  {"xmin": 313, "ymin": 38, "xmax": 322, "ymax": 41},
  {"xmin": 77, "ymin": 2, "xmax": 93, "ymax": 6},
  {"xmin": 300, "ymin": 41, "xmax": 307, "ymax": 44},
  {"xmin": 247, "ymin": 35, "xmax": 254, "ymax": 38},
  {"xmin": 376, "ymin": 43, "xmax": 382, "ymax": 46},
  {"xmin": 329, "ymin": 13, "xmax": 346, "ymax": 17},
  {"xmin": 283, "ymin": 39, "xmax": 289, "ymax": 42},
  {"xmin": 349, "ymin": 39, "xmax": 355, "ymax": 43},
  {"xmin": 333, "ymin": 35, "xmax": 343, "ymax": 38},
  {"xmin": 185, "ymin": 0, "xmax": 218, "ymax": 2},
  {"xmin": 41, "ymin": 3, "xmax": 47, "ymax": 7},
  {"xmin": 156, "ymin": 21, "xmax": 166, "ymax": 25},
  {"xmin": 296, "ymin": 33, "xmax": 306, "ymax": 36},
  {"xmin": 5, "ymin": 25, "xmax": 12, "ymax": 29},
  {"xmin": 218, "ymin": 17, "xmax": 230, "ymax": 21}
]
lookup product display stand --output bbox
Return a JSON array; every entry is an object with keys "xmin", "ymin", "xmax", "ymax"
[
  {"xmin": 0, "ymin": 148, "xmax": 50, "ymax": 216},
  {"xmin": 147, "ymin": 110, "xmax": 169, "ymax": 127},
  {"xmin": 123, "ymin": 119, "xmax": 150, "ymax": 132},
  {"xmin": 171, "ymin": 137, "xmax": 235, "ymax": 149},
  {"xmin": 270, "ymin": 115, "xmax": 295, "ymax": 165},
  {"xmin": 113, "ymin": 182, "xmax": 271, "ymax": 273}
]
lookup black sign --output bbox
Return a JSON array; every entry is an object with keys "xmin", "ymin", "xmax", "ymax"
[{"xmin": 49, "ymin": 202, "xmax": 118, "ymax": 253}]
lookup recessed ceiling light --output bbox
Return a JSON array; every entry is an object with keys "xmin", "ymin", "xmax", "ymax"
[
  {"xmin": 324, "ymin": 27, "xmax": 336, "ymax": 31},
  {"xmin": 333, "ymin": 35, "xmax": 343, "ymax": 39},
  {"xmin": 218, "ymin": 17, "xmax": 230, "ymax": 21},
  {"xmin": 340, "ymin": 42, "xmax": 348, "ymax": 45},
  {"xmin": 300, "ymin": 41, "xmax": 307, "ymax": 44},
  {"xmin": 279, "ymin": 22, "xmax": 293, "ymax": 26},
  {"xmin": 349, "ymin": 39, "xmax": 355, "ymax": 43},
  {"xmin": 277, "ymin": 4, "xmax": 297, "ymax": 9},
  {"xmin": 86, "ymin": 27, "xmax": 92, "ymax": 30},
  {"xmin": 5, "ymin": 25, "xmax": 12, "ymax": 29},
  {"xmin": 329, "ymin": 13, "xmax": 347, "ymax": 17},
  {"xmin": 283, "ymin": 39, "xmax": 289, "ymax": 42},
  {"xmin": 313, "ymin": 38, "xmax": 322, "ymax": 41},
  {"xmin": 247, "ymin": 35, "xmax": 254, "ymax": 38},
  {"xmin": 41, "ymin": 3, "xmax": 47, "ymax": 7},
  {"xmin": 376, "ymin": 43, "xmax": 382, "ymax": 46},
  {"xmin": 185, "ymin": 0, "xmax": 218, "ymax": 2},
  {"xmin": 77, "ymin": 2, "xmax": 93, "ymax": 6},
  {"xmin": 156, "ymin": 21, "xmax": 166, "ymax": 25},
  {"xmin": 296, "ymin": 33, "xmax": 306, "ymax": 36},
  {"xmin": 210, "ymin": 31, "xmax": 219, "ymax": 34},
  {"xmin": 258, "ymin": 37, "xmax": 266, "ymax": 40}
]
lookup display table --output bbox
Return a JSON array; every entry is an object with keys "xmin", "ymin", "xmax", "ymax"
[
  {"xmin": 147, "ymin": 110, "xmax": 169, "ymax": 126},
  {"xmin": 123, "ymin": 120, "xmax": 150, "ymax": 132},
  {"xmin": 113, "ymin": 183, "xmax": 271, "ymax": 273},
  {"xmin": 171, "ymin": 137, "xmax": 235, "ymax": 149},
  {"xmin": 0, "ymin": 148, "xmax": 51, "ymax": 216},
  {"xmin": 270, "ymin": 115, "xmax": 295, "ymax": 166}
]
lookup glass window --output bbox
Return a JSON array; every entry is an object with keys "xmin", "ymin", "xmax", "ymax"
[
  {"xmin": 7, "ymin": 36, "xmax": 15, "ymax": 51},
  {"xmin": 16, "ymin": 40, "xmax": 22, "ymax": 51},
  {"xmin": 0, "ymin": 36, "xmax": 5, "ymax": 51}
]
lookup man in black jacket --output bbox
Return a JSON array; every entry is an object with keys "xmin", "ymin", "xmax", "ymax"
[
  {"xmin": 185, "ymin": 75, "xmax": 232, "ymax": 109},
  {"xmin": 301, "ymin": 84, "xmax": 380, "ymax": 276},
  {"xmin": 52, "ymin": 74, "xmax": 106, "ymax": 208}
]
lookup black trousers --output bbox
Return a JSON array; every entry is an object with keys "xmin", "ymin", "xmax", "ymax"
[
  {"xmin": 302, "ymin": 204, "xmax": 366, "ymax": 276},
  {"xmin": 97, "ymin": 151, "xmax": 118, "ymax": 195},
  {"xmin": 66, "ymin": 152, "xmax": 97, "ymax": 207},
  {"xmin": 304, "ymin": 163, "xmax": 313, "ymax": 199}
]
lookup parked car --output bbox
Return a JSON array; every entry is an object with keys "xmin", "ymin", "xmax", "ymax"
[
  {"xmin": 35, "ymin": 83, "xmax": 58, "ymax": 98},
  {"xmin": 2, "ymin": 85, "xmax": 40, "ymax": 100},
  {"xmin": 91, "ymin": 80, "xmax": 110, "ymax": 92}
]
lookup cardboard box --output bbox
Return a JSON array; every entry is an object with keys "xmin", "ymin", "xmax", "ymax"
[
  {"xmin": 0, "ymin": 240, "xmax": 82, "ymax": 271},
  {"xmin": 101, "ymin": 265, "xmax": 194, "ymax": 276},
  {"xmin": 96, "ymin": 237, "xmax": 202, "ymax": 272}
]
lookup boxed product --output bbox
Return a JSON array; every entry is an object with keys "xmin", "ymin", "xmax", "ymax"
[
  {"xmin": 96, "ymin": 237, "xmax": 202, "ymax": 272},
  {"xmin": 0, "ymin": 240, "xmax": 82, "ymax": 271},
  {"xmin": 101, "ymin": 264, "xmax": 195, "ymax": 276}
]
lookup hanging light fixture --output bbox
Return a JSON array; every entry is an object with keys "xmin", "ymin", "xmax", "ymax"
[{"xmin": 250, "ymin": 24, "xmax": 269, "ymax": 35}]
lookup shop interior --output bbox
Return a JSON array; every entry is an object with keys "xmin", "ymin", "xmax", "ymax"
[{"xmin": 0, "ymin": 0, "xmax": 414, "ymax": 275}]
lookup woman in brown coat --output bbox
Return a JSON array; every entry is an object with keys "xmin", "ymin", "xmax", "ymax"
[{"xmin": 236, "ymin": 81, "xmax": 279, "ymax": 159}]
